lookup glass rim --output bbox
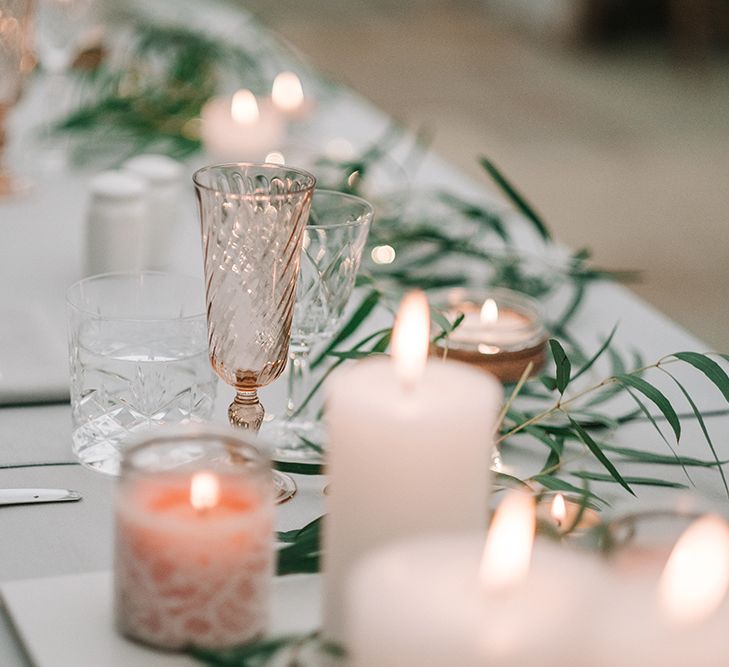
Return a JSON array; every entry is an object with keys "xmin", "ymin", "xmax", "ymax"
[
  {"xmin": 307, "ymin": 189, "xmax": 375, "ymax": 230},
  {"xmin": 440, "ymin": 286, "xmax": 546, "ymax": 334},
  {"xmin": 120, "ymin": 423, "xmax": 271, "ymax": 477},
  {"xmin": 66, "ymin": 270, "xmax": 207, "ymax": 323},
  {"xmin": 192, "ymin": 161, "xmax": 317, "ymax": 199}
]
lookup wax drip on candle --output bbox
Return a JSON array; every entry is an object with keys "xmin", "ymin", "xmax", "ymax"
[
  {"xmin": 479, "ymin": 490, "xmax": 536, "ymax": 592},
  {"xmin": 271, "ymin": 71, "xmax": 304, "ymax": 112},
  {"xmin": 551, "ymin": 493, "xmax": 567, "ymax": 529},
  {"xmin": 231, "ymin": 89, "xmax": 259, "ymax": 124},
  {"xmin": 391, "ymin": 290, "xmax": 430, "ymax": 391},
  {"xmin": 658, "ymin": 514, "xmax": 729, "ymax": 625},
  {"xmin": 190, "ymin": 471, "xmax": 220, "ymax": 512}
]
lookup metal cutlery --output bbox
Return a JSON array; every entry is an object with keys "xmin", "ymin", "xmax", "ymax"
[{"xmin": 0, "ymin": 489, "xmax": 82, "ymax": 506}]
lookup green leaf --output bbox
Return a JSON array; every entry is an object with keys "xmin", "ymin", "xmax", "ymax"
[
  {"xmin": 571, "ymin": 471, "xmax": 688, "ymax": 489},
  {"xmin": 479, "ymin": 157, "xmax": 551, "ymax": 240},
  {"xmin": 571, "ymin": 324, "xmax": 619, "ymax": 383},
  {"xmin": 371, "ymin": 331, "xmax": 392, "ymax": 353},
  {"xmin": 430, "ymin": 305, "xmax": 453, "ymax": 335},
  {"xmin": 540, "ymin": 375, "xmax": 558, "ymax": 392},
  {"xmin": 523, "ymin": 426, "xmax": 563, "ymax": 472},
  {"xmin": 620, "ymin": 387, "xmax": 694, "ymax": 487},
  {"xmin": 276, "ymin": 517, "xmax": 323, "ymax": 576},
  {"xmin": 437, "ymin": 191, "xmax": 510, "ymax": 242},
  {"xmin": 601, "ymin": 444, "xmax": 729, "ymax": 468},
  {"xmin": 276, "ymin": 528, "xmax": 300, "ymax": 544},
  {"xmin": 567, "ymin": 417, "xmax": 635, "ymax": 496},
  {"xmin": 674, "ymin": 352, "xmax": 729, "ymax": 403},
  {"xmin": 492, "ymin": 471, "xmax": 532, "ymax": 490},
  {"xmin": 292, "ymin": 327, "xmax": 390, "ymax": 420},
  {"xmin": 662, "ymin": 370, "xmax": 729, "ymax": 498},
  {"xmin": 191, "ymin": 634, "xmax": 303, "ymax": 665},
  {"xmin": 275, "ymin": 460, "xmax": 324, "ymax": 475},
  {"xmin": 531, "ymin": 473, "xmax": 608, "ymax": 505},
  {"xmin": 326, "ymin": 350, "xmax": 385, "ymax": 360},
  {"xmin": 550, "ymin": 280, "xmax": 587, "ymax": 334},
  {"xmin": 568, "ymin": 411, "xmax": 621, "ymax": 431},
  {"xmin": 549, "ymin": 339, "xmax": 571, "ymax": 394},
  {"xmin": 311, "ymin": 290, "xmax": 380, "ymax": 369},
  {"xmin": 583, "ymin": 347, "xmax": 630, "ymax": 407},
  {"xmin": 615, "ymin": 374, "xmax": 681, "ymax": 442},
  {"xmin": 432, "ymin": 312, "xmax": 465, "ymax": 345}
]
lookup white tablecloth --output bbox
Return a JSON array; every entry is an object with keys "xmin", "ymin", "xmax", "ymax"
[{"xmin": 1, "ymin": 4, "xmax": 727, "ymax": 665}]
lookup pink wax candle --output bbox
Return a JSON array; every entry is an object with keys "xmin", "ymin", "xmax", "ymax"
[{"xmin": 113, "ymin": 428, "xmax": 274, "ymax": 650}]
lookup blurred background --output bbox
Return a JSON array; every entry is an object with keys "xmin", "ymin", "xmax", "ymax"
[{"xmin": 244, "ymin": 0, "xmax": 729, "ymax": 350}]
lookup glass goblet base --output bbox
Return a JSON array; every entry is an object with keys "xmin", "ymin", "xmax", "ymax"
[
  {"xmin": 272, "ymin": 470, "xmax": 297, "ymax": 503},
  {"xmin": 264, "ymin": 419, "xmax": 325, "ymax": 466}
]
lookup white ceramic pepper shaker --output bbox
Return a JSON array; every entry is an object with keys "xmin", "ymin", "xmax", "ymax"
[
  {"xmin": 122, "ymin": 153, "xmax": 184, "ymax": 270},
  {"xmin": 85, "ymin": 170, "xmax": 148, "ymax": 275}
]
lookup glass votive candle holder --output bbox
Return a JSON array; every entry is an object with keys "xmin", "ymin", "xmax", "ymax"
[
  {"xmin": 114, "ymin": 425, "xmax": 275, "ymax": 651},
  {"xmin": 536, "ymin": 492, "xmax": 603, "ymax": 538},
  {"xmin": 431, "ymin": 287, "xmax": 548, "ymax": 383}
]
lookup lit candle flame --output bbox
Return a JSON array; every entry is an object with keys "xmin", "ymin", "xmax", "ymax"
[
  {"xmin": 190, "ymin": 471, "xmax": 220, "ymax": 512},
  {"xmin": 480, "ymin": 491, "xmax": 536, "ymax": 591},
  {"xmin": 551, "ymin": 493, "xmax": 567, "ymax": 528},
  {"xmin": 391, "ymin": 290, "xmax": 430, "ymax": 390},
  {"xmin": 480, "ymin": 298, "xmax": 498, "ymax": 325},
  {"xmin": 271, "ymin": 71, "xmax": 304, "ymax": 112},
  {"xmin": 658, "ymin": 514, "xmax": 729, "ymax": 625},
  {"xmin": 264, "ymin": 151, "xmax": 286, "ymax": 165},
  {"xmin": 231, "ymin": 89, "xmax": 259, "ymax": 125}
]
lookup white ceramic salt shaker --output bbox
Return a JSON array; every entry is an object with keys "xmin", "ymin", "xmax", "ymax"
[
  {"xmin": 122, "ymin": 154, "xmax": 184, "ymax": 270},
  {"xmin": 85, "ymin": 170, "xmax": 148, "ymax": 275}
]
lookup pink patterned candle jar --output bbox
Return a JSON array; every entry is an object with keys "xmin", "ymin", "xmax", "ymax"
[{"xmin": 114, "ymin": 426, "xmax": 274, "ymax": 650}]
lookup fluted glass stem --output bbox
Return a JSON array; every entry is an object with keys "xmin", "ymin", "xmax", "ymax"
[
  {"xmin": 286, "ymin": 345, "xmax": 313, "ymax": 424},
  {"xmin": 228, "ymin": 390, "xmax": 265, "ymax": 432}
]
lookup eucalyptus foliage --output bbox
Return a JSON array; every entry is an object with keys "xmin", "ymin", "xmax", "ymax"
[{"xmin": 49, "ymin": 13, "xmax": 729, "ymax": 667}]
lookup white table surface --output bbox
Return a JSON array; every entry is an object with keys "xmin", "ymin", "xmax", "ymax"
[{"xmin": 1, "ymin": 4, "xmax": 728, "ymax": 665}]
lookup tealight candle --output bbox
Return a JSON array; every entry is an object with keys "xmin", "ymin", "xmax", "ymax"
[
  {"xmin": 348, "ymin": 491, "xmax": 605, "ymax": 666},
  {"xmin": 114, "ymin": 427, "xmax": 274, "ymax": 650},
  {"xmin": 537, "ymin": 492, "xmax": 602, "ymax": 534},
  {"xmin": 432, "ymin": 287, "xmax": 548, "ymax": 383},
  {"xmin": 323, "ymin": 290, "xmax": 503, "ymax": 644},
  {"xmin": 200, "ymin": 89, "xmax": 285, "ymax": 162}
]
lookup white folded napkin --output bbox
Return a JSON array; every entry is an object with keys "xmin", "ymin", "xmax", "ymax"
[{"xmin": 0, "ymin": 306, "xmax": 69, "ymax": 405}]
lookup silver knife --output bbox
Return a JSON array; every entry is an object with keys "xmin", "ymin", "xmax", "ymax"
[{"xmin": 0, "ymin": 489, "xmax": 82, "ymax": 506}]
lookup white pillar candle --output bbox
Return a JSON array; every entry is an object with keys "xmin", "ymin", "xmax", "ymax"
[
  {"xmin": 200, "ymin": 90, "xmax": 285, "ymax": 162},
  {"xmin": 348, "ymin": 492, "xmax": 604, "ymax": 666},
  {"xmin": 323, "ymin": 291, "xmax": 502, "ymax": 643},
  {"xmin": 589, "ymin": 514, "xmax": 729, "ymax": 667}
]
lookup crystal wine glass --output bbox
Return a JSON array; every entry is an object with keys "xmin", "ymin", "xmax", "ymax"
[
  {"xmin": 193, "ymin": 162, "xmax": 316, "ymax": 502},
  {"xmin": 0, "ymin": 0, "xmax": 34, "ymax": 197},
  {"xmin": 267, "ymin": 190, "xmax": 373, "ymax": 464}
]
